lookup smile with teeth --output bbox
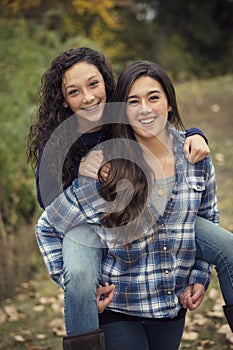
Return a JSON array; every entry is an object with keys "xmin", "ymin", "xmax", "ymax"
[
  {"xmin": 82, "ymin": 102, "xmax": 100, "ymax": 112},
  {"xmin": 139, "ymin": 117, "xmax": 157, "ymax": 125}
]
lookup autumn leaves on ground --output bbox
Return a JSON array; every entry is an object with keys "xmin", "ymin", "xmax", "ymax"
[
  {"xmin": 1, "ymin": 272, "xmax": 233, "ymax": 350},
  {"xmin": 1, "ymin": 76, "xmax": 233, "ymax": 350}
]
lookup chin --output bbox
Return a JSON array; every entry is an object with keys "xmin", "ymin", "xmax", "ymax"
[{"xmin": 140, "ymin": 130, "xmax": 158, "ymax": 138}]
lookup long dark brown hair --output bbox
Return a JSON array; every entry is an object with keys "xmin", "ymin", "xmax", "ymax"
[
  {"xmin": 100, "ymin": 61, "xmax": 185, "ymax": 244},
  {"xmin": 27, "ymin": 47, "xmax": 115, "ymax": 188}
]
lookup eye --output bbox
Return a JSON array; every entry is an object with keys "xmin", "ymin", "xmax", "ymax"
[
  {"xmin": 90, "ymin": 80, "xmax": 99, "ymax": 88},
  {"xmin": 127, "ymin": 99, "xmax": 139, "ymax": 106},
  {"xmin": 149, "ymin": 94, "xmax": 159, "ymax": 101},
  {"xmin": 68, "ymin": 89, "xmax": 79, "ymax": 96}
]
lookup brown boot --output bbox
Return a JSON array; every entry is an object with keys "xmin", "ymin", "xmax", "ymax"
[
  {"xmin": 223, "ymin": 305, "xmax": 233, "ymax": 332},
  {"xmin": 63, "ymin": 329, "xmax": 105, "ymax": 350}
]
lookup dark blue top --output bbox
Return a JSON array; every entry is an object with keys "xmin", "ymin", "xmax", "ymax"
[{"xmin": 36, "ymin": 127, "xmax": 207, "ymax": 209}]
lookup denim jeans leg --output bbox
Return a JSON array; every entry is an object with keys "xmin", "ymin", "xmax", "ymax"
[
  {"xmin": 101, "ymin": 316, "xmax": 185, "ymax": 350},
  {"xmin": 101, "ymin": 322, "xmax": 149, "ymax": 350},
  {"xmin": 62, "ymin": 224, "xmax": 103, "ymax": 335},
  {"xmin": 144, "ymin": 316, "xmax": 185, "ymax": 350},
  {"xmin": 195, "ymin": 216, "xmax": 233, "ymax": 304}
]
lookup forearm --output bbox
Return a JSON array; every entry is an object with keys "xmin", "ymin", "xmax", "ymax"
[
  {"xmin": 36, "ymin": 148, "xmax": 78, "ymax": 209},
  {"xmin": 35, "ymin": 220, "xmax": 64, "ymax": 283},
  {"xmin": 35, "ymin": 180, "xmax": 98, "ymax": 284},
  {"xmin": 185, "ymin": 127, "xmax": 208, "ymax": 144},
  {"xmin": 198, "ymin": 157, "xmax": 220, "ymax": 224},
  {"xmin": 189, "ymin": 259, "xmax": 212, "ymax": 290}
]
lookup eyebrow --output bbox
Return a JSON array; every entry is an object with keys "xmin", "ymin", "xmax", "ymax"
[
  {"xmin": 127, "ymin": 89, "xmax": 161, "ymax": 99},
  {"xmin": 64, "ymin": 74, "xmax": 98, "ymax": 91}
]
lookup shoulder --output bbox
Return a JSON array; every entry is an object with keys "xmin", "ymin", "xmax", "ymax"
[{"xmin": 170, "ymin": 128, "xmax": 186, "ymax": 144}]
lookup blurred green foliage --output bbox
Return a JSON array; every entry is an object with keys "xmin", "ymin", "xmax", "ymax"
[
  {"xmin": 0, "ymin": 17, "xmax": 104, "ymax": 301},
  {"xmin": 0, "ymin": 17, "xmax": 105, "ymax": 231},
  {"xmin": 0, "ymin": 19, "xmax": 52, "ymax": 230}
]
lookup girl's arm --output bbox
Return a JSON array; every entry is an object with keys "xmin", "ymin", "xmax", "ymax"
[
  {"xmin": 179, "ymin": 283, "xmax": 205, "ymax": 311},
  {"xmin": 196, "ymin": 156, "xmax": 220, "ymax": 224},
  {"xmin": 35, "ymin": 181, "xmax": 97, "ymax": 285},
  {"xmin": 184, "ymin": 127, "xmax": 209, "ymax": 163},
  {"xmin": 36, "ymin": 146, "xmax": 79, "ymax": 209},
  {"xmin": 36, "ymin": 219, "xmax": 64, "ymax": 287},
  {"xmin": 185, "ymin": 127, "xmax": 208, "ymax": 144},
  {"xmin": 79, "ymin": 129, "xmax": 209, "ymax": 179},
  {"xmin": 97, "ymin": 283, "xmax": 115, "ymax": 314},
  {"xmin": 188, "ymin": 156, "xmax": 219, "ymax": 291},
  {"xmin": 184, "ymin": 134, "xmax": 209, "ymax": 164}
]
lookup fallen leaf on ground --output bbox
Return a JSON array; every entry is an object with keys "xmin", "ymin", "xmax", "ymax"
[
  {"xmin": 32, "ymin": 305, "xmax": 45, "ymax": 312},
  {"xmin": 48, "ymin": 317, "xmax": 66, "ymax": 337},
  {"xmin": 0, "ymin": 308, "xmax": 7, "ymax": 324},
  {"xmin": 192, "ymin": 313, "xmax": 209, "ymax": 327},
  {"xmin": 35, "ymin": 333, "xmax": 47, "ymax": 340},
  {"xmin": 182, "ymin": 331, "xmax": 199, "ymax": 341},
  {"xmin": 226, "ymin": 331, "xmax": 233, "ymax": 344},
  {"xmin": 14, "ymin": 334, "xmax": 26, "ymax": 342},
  {"xmin": 4, "ymin": 304, "xmax": 25, "ymax": 321}
]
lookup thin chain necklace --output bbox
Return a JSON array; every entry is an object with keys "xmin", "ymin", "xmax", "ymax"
[
  {"xmin": 157, "ymin": 157, "xmax": 167, "ymax": 197},
  {"xmin": 157, "ymin": 156, "xmax": 175, "ymax": 197},
  {"xmin": 80, "ymin": 128, "xmax": 104, "ymax": 152}
]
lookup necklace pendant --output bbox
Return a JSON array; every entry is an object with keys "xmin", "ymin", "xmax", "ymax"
[{"xmin": 157, "ymin": 188, "xmax": 165, "ymax": 197}]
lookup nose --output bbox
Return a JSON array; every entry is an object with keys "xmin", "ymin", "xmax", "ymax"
[
  {"xmin": 139, "ymin": 102, "xmax": 152, "ymax": 115},
  {"xmin": 82, "ymin": 90, "xmax": 95, "ymax": 104}
]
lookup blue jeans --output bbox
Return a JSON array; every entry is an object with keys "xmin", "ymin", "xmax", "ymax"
[
  {"xmin": 195, "ymin": 216, "xmax": 233, "ymax": 305},
  {"xmin": 62, "ymin": 217, "xmax": 233, "ymax": 335},
  {"xmin": 62, "ymin": 224, "xmax": 103, "ymax": 335},
  {"xmin": 101, "ymin": 317, "xmax": 185, "ymax": 350}
]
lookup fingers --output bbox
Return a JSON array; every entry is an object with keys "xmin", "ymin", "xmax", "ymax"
[
  {"xmin": 183, "ymin": 139, "xmax": 191, "ymax": 163},
  {"xmin": 97, "ymin": 283, "xmax": 115, "ymax": 314},
  {"xmin": 186, "ymin": 289, "xmax": 204, "ymax": 311},
  {"xmin": 189, "ymin": 148, "xmax": 209, "ymax": 164},
  {"xmin": 186, "ymin": 296, "xmax": 203, "ymax": 311},
  {"xmin": 179, "ymin": 286, "xmax": 192, "ymax": 309},
  {"xmin": 79, "ymin": 150, "xmax": 104, "ymax": 179},
  {"xmin": 99, "ymin": 162, "xmax": 110, "ymax": 180},
  {"xmin": 180, "ymin": 284, "xmax": 205, "ymax": 311},
  {"xmin": 184, "ymin": 135, "xmax": 210, "ymax": 164},
  {"xmin": 190, "ymin": 283, "xmax": 205, "ymax": 305},
  {"xmin": 79, "ymin": 150, "xmax": 111, "ymax": 180}
]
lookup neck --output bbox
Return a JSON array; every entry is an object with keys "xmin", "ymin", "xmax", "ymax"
[
  {"xmin": 136, "ymin": 131, "xmax": 175, "ymax": 178},
  {"xmin": 76, "ymin": 117, "xmax": 102, "ymax": 134},
  {"xmin": 137, "ymin": 130, "xmax": 173, "ymax": 157}
]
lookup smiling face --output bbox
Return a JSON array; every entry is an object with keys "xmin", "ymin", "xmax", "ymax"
[
  {"xmin": 62, "ymin": 62, "xmax": 106, "ymax": 128},
  {"xmin": 126, "ymin": 76, "xmax": 172, "ymax": 141}
]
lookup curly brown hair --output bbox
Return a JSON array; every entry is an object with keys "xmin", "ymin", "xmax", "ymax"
[{"xmin": 27, "ymin": 47, "xmax": 115, "ymax": 188}]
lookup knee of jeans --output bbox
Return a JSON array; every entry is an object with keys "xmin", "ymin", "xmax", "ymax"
[{"xmin": 63, "ymin": 262, "xmax": 100, "ymax": 288}]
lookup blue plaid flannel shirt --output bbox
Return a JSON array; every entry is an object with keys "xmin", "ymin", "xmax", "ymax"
[{"xmin": 36, "ymin": 131, "xmax": 219, "ymax": 319}]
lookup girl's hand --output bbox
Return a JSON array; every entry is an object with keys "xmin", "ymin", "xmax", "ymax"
[
  {"xmin": 79, "ymin": 150, "xmax": 104, "ymax": 180},
  {"xmin": 97, "ymin": 282, "xmax": 115, "ymax": 314},
  {"xmin": 184, "ymin": 135, "xmax": 210, "ymax": 164},
  {"xmin": 179, "ymin": 283, "xmax": 205, "ymax": 311}
]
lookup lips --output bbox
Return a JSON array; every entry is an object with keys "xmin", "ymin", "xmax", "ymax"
[
  {"xmin": 82, "ymin": 102, "xmax": 100, "ymax": 112},
  {"xmin": 138, "ymin": 116, "xmax": 158, "ymax": 126}
]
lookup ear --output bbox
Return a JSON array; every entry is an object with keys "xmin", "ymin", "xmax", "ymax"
[
  {"xmin": 168, "ymin": 105, "xmax": 172, "ymax": 112},
  {"xmin": 63, "ymin": 101, "xmax": 68, "ymax": 108}
]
